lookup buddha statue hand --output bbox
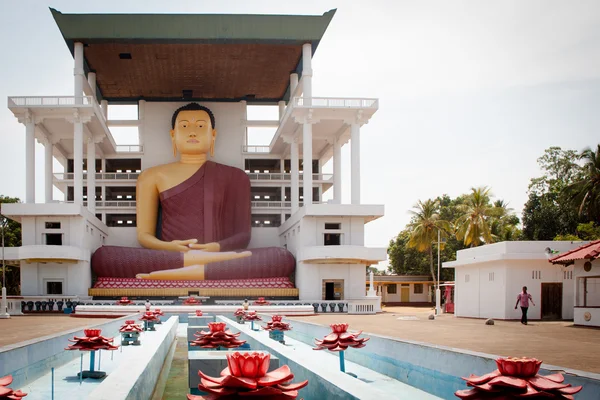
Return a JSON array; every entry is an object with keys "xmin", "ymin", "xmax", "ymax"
[
  {"xmin": 166, "ymin": 238, "xmax": 200, "ymax": 252},
  {"xmin": 135, "ymin": 250, "xmax": 252, "ymax": 281},
  {"xmin": 189, "ymin": 242, "xmax": 220, "ymax": 252}
]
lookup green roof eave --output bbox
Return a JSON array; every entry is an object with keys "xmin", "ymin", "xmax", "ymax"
[{"xmin": 50, "ymin": 8, "xmax": 335, "ymax": 44}]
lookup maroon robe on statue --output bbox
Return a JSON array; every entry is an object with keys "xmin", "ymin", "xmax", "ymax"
[{"xmin": 92, "ymin": 161, "xmax": 295, "ymax": 280}]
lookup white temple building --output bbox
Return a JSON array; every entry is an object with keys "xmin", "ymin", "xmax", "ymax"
[{"xmin": 1, "ymin": 9, "xmax": 385, "ymax": 308}]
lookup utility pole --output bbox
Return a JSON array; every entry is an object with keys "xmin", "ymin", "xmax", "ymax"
[{"xmin": 1, "ymin": 217, "xmax": 10, "ymax": 318}]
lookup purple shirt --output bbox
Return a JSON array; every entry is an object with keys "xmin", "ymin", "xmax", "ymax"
[{"xmin": 517, "ymin": 292, "xmax": 533, "ymax": 307}]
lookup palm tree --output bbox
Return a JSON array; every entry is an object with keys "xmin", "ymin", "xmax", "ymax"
[
  {"xmin": 489, "ymin": 200, "xmax": 521, "ymax": 241},
  {"xmin": 455, "ymin": 187, "xmax": 494, "ymax": 247},
  {"xmin": 564, "ymin": 144, "xmax": 600, "ymax": 222},
  {"xmin": 407, "ymin": 199, "xmax": 450, "ymax": 287}
]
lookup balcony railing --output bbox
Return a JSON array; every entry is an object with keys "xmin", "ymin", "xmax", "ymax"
[
  {"xmin": 116, "ymin": 145, "xmax": 144, "ymax": 153},
  {"xmin": 8, "ymin": 96, "xmax": 94, "ymax": 107},
  {"xmin": 246, "ymin": 172, "xmax": 333, "ymax": 181},
  {"xmin": 242, "ymin": 145, "xmax": 270, "ymax": 153},
  {"xmin": 251, "ymin": 201, "xmax": 320, "ymax": 208},
  {"xmin": 54, "ymin": 172, "xmax": 140, "ymax": 180},
  {"xmin": 293, "ymin": 97, "xmax": 378, "ymax": 108},
  {"xmin": 65, "ymin": 200, "xmax": 136, "ymax": 208}
]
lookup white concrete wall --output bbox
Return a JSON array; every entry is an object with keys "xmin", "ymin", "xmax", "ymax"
[
  {"xmin": 19, "ymin": 260, "xmax": 90, "ymax": 296},
  {"xmin": 573, "ymin": 259, "xmax": 600, "ymax": 327},
  {"xmin": 381, "ymin": 283, "xmax": 432, "ymax": 303},
  {"xmin": 248, "ymin": 227, "xmax": 280, "ymax": 249},
  {"xmin": 455, "ymin": 265, "xmax": 480, "ymax": 318},
  {"xmin": 142, "ymin": 102, "xmax": 245, "ymax": 170},
  {"xmin": 105, "ymin": 227, "xmax": 140, "ymax": 248},
  {"xmin": 296, "ymin": 263, "xmax": 366, "ymax": 300}
]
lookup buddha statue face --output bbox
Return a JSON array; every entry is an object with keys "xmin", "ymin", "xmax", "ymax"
[{"xmin": 170, "ymin": 108, "xmax": 217, "ymax": 156}]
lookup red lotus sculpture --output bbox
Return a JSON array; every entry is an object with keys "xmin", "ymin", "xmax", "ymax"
[
  {"xmin": 455, "ymin": 357, "xmax": 583, "ymax": 399},
  {"xmin": 139, "ymin": 311, "xmax": 159, "ymax": 322},
  {"xmin": 184, "ymin": 296, "xmax": 202, "ymax": 305},
  {"xmin": 244, "ymin": 311, "xmax": 262, "ymax": 321},
  {"xmin": 263, "ymin": 315, "xmax": 291, "ymax": 332},
  {"xmin": 314, "ymin": 323, "xmax": 369, "ymax": 351},
  {"xmin": 187, "ymin": 352, "xmax": 308, "ymax": 399},
  {"xmin": 253, "ymin": 297, "xmax": 271, "ymax": 306},
  {"xmin": 190, "ymin": 322, "xmax": 246, "ymax": 349},
  {"xmin": 119, "ymin": 320, "xmax": 143, "ymax": 333},
  {"xmin": 65, "ymin": 329, "xmax": 118, "ymax": 351},
  {"xmin": 195, "ymin": 309, "xmax": 203, "ymax": 316},
  {"xmin": 115, "ymin": 296, "xmax": 131, "ymax": 305},
  {"xmin": 234, "ymin": 309, "xmax": 246, "ymax": 317},
  {"xmin": 0, "ymin": 375, "xmax": 27, "ymax": 400}
]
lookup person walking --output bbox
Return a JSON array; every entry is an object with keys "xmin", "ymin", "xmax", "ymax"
[
  {"xmin": 515, "ymin": 286, "xmax": 535, "ymax": 325},
  {"xmin": 145, "ymin": 299, "xmax": 151, "ymax": 311}
]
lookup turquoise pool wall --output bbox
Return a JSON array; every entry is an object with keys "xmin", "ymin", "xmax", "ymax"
[{"xmin": 283, "ymin": 319, "xmax": 600, "ymax": 400}]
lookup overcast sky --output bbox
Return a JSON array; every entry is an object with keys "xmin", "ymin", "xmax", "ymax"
[{"xmin": 1, "ymin": 1, "xmax": 599, "ymax": 269}]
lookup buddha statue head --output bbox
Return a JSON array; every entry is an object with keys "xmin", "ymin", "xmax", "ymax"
[{"xmin": 170, "ymin": 103, "xmax": 217, "ymax": 157}]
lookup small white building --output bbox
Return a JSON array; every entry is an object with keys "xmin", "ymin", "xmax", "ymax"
[
  {"xmin": 366, "ymin": 275, "xmax": 434, "ymax": 305},
  {"xmin": 549, "ymin": 240, "xmax": 600, "ymax": 327},
  {"xmin": 443, "ymin": 241, "xmax": 587, "ymax": 321}
]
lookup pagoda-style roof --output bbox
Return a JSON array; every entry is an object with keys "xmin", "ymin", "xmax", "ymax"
[{"xmin": 50, "ymin": 8, "xmax": 336, "ymax": 103}]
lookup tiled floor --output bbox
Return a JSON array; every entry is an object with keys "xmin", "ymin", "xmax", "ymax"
[
  {"xmin": 0, "ymin": 315, "xmax": 114, "ymax": 347},
  {"xmin": 288, "ymin": 306, "xmax": 600, "ymax": 373}
]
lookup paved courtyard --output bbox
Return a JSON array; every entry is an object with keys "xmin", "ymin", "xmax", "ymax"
[
  {"xmin": 0, "ymin": 315, "xmax": 114, "ymax": 348},
  {"xmin": 288, "ymin": 306, "xmax": 600, "ymax": 374}
]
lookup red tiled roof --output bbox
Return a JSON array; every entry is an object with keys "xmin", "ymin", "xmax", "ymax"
[{"xmin": 549, "ymin": 240, "xmax": 600, "ymax": 265}]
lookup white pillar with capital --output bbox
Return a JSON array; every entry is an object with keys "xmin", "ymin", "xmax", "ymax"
[
  {"xmin": 25, "ymin": 113, "xmax": 35, "ymax": 203},
  {"xmin": 302, "ymin": 43, "xmax": 312, "ymax": 106},
  {"xmin": 73, "ymin": 114, "xmax": 84, "ymax": 206},
  {"xmin": 302, "ymin": 121, "xmax": 313, "ymax": 206},
  {"xmin": 333, "ymin": 136, "xmax": 342, "ymax": 204},
  {"xmin": 290, "ymin": 138, "xmax": 299, "ymax": 213},
  {"xmin": 44, "ymin": 139, "xmax": 54, "ymax": 203},
  {"xmin": 74, "ymin": 42, "xmax": 84, "ymax": 104},
  {"xmin": 87, "ymin": 138, "xmax": 96, "ymax": 213},
  {"xmin": 351, "ymin": 123, "xmax": 361, "ymax": 205}
]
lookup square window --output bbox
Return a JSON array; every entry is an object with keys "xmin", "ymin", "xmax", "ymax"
[
  {"xmin": 47, "ymin": 281, "xmax": 63, "ymax": 295},
  {"xmin": 45, "ymin": 233, "xmax": 62, "ymax": 245},
  {"xmin": 387, "ymin": 285, "xmax": 397, "ymax": 294},
  {"xmin": 414, "ymin": 284, "xmax": 423, "ymax": 294}
]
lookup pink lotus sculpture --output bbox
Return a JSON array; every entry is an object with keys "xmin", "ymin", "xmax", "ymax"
[
  {"xmin": 187, "ymin": 352, "xmax": 308, "ymax": 399},
  {"xmin": 253, "ymin": 297, "xmax": 271, "ymax": 306},
  {"xmin": 0, "ymin": 375, "xmax": 27, "ymax": 399},
  {"xmin": 153, "ymin": 308, "xmax": 164, "ymax": 317},
  {"xmin": 65, "ymin": 329, "xmax": 118, "ymax": 351},
  {"xmin": 115, "ymin": 296, "xmax": 132, "ymax": 305},
  {"xmin": 195, "ymin": 309, "xmax": 203, "ymax": 316},
  {"xmin": 263, "ymin": 315, "xmax": 291, "ymax": 332},
  {"xmin": 244, "ymin": 310, "xmax": 262, "ymax": 321},
  {"xmin": 314, "ymin": 323, "xmax": 369, "ymax": 351},
  {"xmin": 119, "ymin": 320, "xmax": 143, "ymax": 333},
  {"xmin": 139, "ymin": 311, "xmax": 159, "ymax": 322},
  {"xmin": 190, "ymin": 322, "xmax": 246, "ymax": 349},
  {"xmin": 455, "ymin": 357, "xmax": 583, "ymax": 399},
  {"xmin": 184, "ymin": 296, "xmax": 202, "ymax": 305}
]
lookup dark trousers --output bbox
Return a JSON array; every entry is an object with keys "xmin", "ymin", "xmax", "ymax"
[{"xmin": 520, "ymin": 307, "xmax": 529, "ymax": 324}]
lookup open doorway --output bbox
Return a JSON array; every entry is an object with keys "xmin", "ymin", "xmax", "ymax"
[
  {"xmin": 541, "ymin": 282, "xmax": 563, "ymax": 320},
  {"xmin": 322, "ymin": 279, "xmax": 344, "ymax": 300}
]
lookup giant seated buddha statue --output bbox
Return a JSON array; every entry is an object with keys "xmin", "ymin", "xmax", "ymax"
[{"xmin": 91, "ymin": 103, "xmax": 295, "ymax": 281}]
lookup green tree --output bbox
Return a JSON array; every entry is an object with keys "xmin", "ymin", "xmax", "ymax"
[
  {"xmin": 522, "ymin": 147, "xmax": 583, "ymax": 240},
  {"xmin": 564, "ymin": 144, "xmax": 600, "ymax": 223},
  {"xmin": 455, "ymin": 187, "xmax": 494, "ymax": 247},
  {"xmin": 0, "ymin": 195, "xmax": 22, "ymax": 295},
  {"xmin": 489, "ymin": 200, "xmax": 521, "ymax": 241},
  {"xmin": 406, "ymin": 199, "xmax": 450, "ymax": 287}
]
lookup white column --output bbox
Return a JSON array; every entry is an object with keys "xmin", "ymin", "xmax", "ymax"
[
  {"xmin": 280, "ymin": 158, "xmax": 285, "ymax": 203},
  {"xmin": 333, "ymin": 136, "xmax": 342, "ymax": 204},
  {"xmin": 25, "ymin": 115, "xmax": 35, "ymax": 203},
  {"xmin": 87, "ymin": 139, "xmax": 96, "ymax": 213},
  {"xmin": 290, "ymin": 139, "xmax": 299, "ymax": 213},
  {"xmin": 302, "ymin": 122, "xmax": 313, "ymax": 206},
  {"xmin": 351, "ymin": 123, "xmax": 361, "ymax": 205},
  {"xmin": 44, "ymin": 140, "xmax": 54, "ymax": 203},
  {"xmin": 278, "ymin": 101, "xmax": 285, "ymax": 121},
  {"xmin": 100, "ymin": 100, "xmax": 108, "ymax": 119},
  {"xmin": 302, "ymin": 43, "xmax": 312, "ymax": 106},
  {"xmin": 290, "ymin": 73, "xmax": 299, "ymax": 98},
  {"xmin": 73, "ymin": 117, "xmax": 84, "ymax": 206},
  {"xmin": 87, "ymin": 72, "xmax": 96, "ymax": 96},
  {"xmin": 74, "ymin": 42, "xmax": 84, "ymax": 104}
]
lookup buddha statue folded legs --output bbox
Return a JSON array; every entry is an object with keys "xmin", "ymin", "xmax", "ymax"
[{"xmin": 91, "ymin": 103, "xmax": 296, "ymax": 282}]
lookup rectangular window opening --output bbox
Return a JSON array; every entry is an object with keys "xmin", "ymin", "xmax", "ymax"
[
  {"xmin": 45, "ymin": 222, "xmax": 61, "ymax": 229},
  {"xmin": 46, "ymin": 281, "xmax": 63, "ymax": 295},
  {"xmin": 45, "ymin": 233, "xmax": 62, "ymax": 246},
  {"xmin": 325, "ymin": 223, "xmax": 341, "ymax": 230}
]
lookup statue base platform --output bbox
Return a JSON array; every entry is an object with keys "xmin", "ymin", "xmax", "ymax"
[{"xmin": 89, "ymin": 276, "xmax": 298, "ymax": 298}]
